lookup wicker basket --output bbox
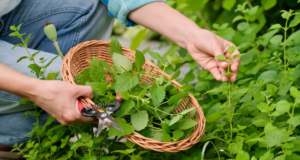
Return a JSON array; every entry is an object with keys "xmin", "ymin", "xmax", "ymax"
[{"xmin": 61, "ymin": 40, "xmax": 206, "ymax": 152}]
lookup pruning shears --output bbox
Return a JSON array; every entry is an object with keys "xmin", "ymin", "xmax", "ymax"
[{"xmin": 77, "ymin": 93, "xmax": 124, "ymax": 136}]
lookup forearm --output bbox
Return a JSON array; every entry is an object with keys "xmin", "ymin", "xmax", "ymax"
[
  {"xmin": 128, "ymin": 2, "xmax": 200, "ymax": 49},
  {"xmin": 0, "ymin": 62, "xmax": 39, "ymax": 101}
]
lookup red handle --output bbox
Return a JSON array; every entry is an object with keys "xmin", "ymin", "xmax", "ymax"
[
  {"xmin": 116, "ymin": 93, "xmax": 122, "ymax": 102},
  {"xmin": 78, "ymin": 100, "xmax": 85, "ymax": 112}
]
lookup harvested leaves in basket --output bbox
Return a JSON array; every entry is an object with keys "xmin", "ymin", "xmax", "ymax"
[{"xmin": 74, "ymin": 37, "xmax": 197, "ymax": 142}]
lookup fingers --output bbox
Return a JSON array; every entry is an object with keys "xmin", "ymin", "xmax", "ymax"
[
  {"xmin": 75, "ymin": 85, "xmax": 93, "ymax": 99},
  {"xmin": 214, "ymin": 48, "xmax": 228, "ymax": 69},
  {"xmin": 219, "ymin": 68, "xmax": 229, "ymax": 82},
  {"xmin": 210, "ymin": 68, "xmax": 222, "ymax": 81}
]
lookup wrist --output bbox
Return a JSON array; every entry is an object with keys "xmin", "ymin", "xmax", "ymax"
[{"xmin": 25, "ymin": 78, "xmax": 44, "ymax": 102}]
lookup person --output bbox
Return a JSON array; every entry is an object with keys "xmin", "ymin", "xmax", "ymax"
[{"xmin": 0, "ymin": 0, "xmax": 240, "ymax": 150}]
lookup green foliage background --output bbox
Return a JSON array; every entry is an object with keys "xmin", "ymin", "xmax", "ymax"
[{"xmin": 11, "ymin": 0, "xmax": 300, "ymax": 160}]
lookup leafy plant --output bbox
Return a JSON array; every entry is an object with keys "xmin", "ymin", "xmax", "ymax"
[{"xmin": 74, "ymin": 37, "xmax": 198, "ymax": 142}]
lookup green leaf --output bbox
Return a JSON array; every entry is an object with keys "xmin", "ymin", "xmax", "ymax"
[
  {"xmin": 130, "ymin": 28, "xmax": 147, "ymax": 50},
  {"xmin": 233, "ymin": 54, "xmax": 243, "ymax": 60},
  {"xmin": 16, "ymin": 56, "xmax": 28, "ymax": 63},
  {"xmin": 281, "ymin": 10, "xmax": 290, "ymax": 19},
  {"xmin": 148, "ymin": 51, "xmax": 162, "ymax": 62},
  {"xmin": 100, "ymin": 60, "xmax": 113, "ymax": 73},
  {"xmin": 108, "ymin": 117, "xmax": 135, "ymax": 137},
  {"xmin": 10, "ymin": 25, "xmax": 16, "ymax": 31},
  {"xmin": 173, "ymin": 130, "xmax": 184, "ymax": 141},
  {"xmin": 12, "ymin": 44, "xmax": 24, "ymax": 50},
  {"xmin": 19, "ymin": 98, "xmax": 32, "ymax": 105},
  {"xmin": 222, "ymin": 72, "xmax": 232, "ymax": 77},
  {"xmin": 24, "ymin": 33, "xmax": 31, "ymax": 44},
  {"xmin": 290, "ymin": 18, "xmax": 300, "ymax": 27},
  {"xmin": 32, "ymin": 50, "xmax": 42, "ymax": 59},
  {"xmin": 270, "ymin": 35, "xmax": 283, "ymax": 44},
  {"xmin": 222, "ymin": 0, "xmax": 236, "ymax": 11},
  {"xmin": 134, "ymin": 50, "xmax": 145, "ymax": 70},
  {"xmin": 161, "ymin": 134, "xmax": 171, "ymax": 142},
  {"xmin": 168, "ymin": 93, "xmax": 188, "ymax": 105},
  {"xmin": 131, "ymin": 111, "xmax": 149, "ymax": 131},
  {"xmin": 183, "ymin": 71, "xmax": 195, "ymax": 83},
  {"xmin": 266, "ymin": 84, "xmax": 278, "ymax": 95},
  {"xmin": 290, "ymin": 86, "xmax": 299, "ymax": 98},
  {"xmin": 265, "ymin": 130, "xmax": 284, "ymax": 147},
  {"xmin": 47, "ymin": 72, "xmax": 59, "ymax": 80},
  {"xmin": 261, "ymin": 0, "xmax": 277, "ymax": 10},
  {"xmin": 17, "ymin": 23, "xmax": 22, "ymax": 31},
  {"xmin": 67, "ymin": 151, "xmax": 73, "ymax": 158},
  {"xmin": 112, "ymin": 53, "xmax": 133, "ymax": 72},
  {"xmin": 89, "ymin": 57, "xmax": 105, "ymax": 82},
  {"xmin": 228, "ymin": 45, "xmax": 236, "ymax": 54},
  {"xmin": 109, "ymin": 36, "xmax": 123, "ymax": 56},
  {"xmin": 251, "ymin": 113, "xmax": 269, "ymax": 127},
  {"xmin": 125, "ymin": 140, "xmax": 135, "ymax": 149},
  {"xmin": 257, "ymin": 71, "xmax": 277, "ymax": 83},
  {"xmin": 112, "ymin": 149, "xmax": 136, "ymax": 154},
  {"xmin": 287, "ymin": 115, "xmax": 300, "ymax": 127},
  {"xmin": 177, "ymin": 119, "xmax": 197, "ymax": 130},
  {"xmin": 86, "ymin": 140, "xmax": 93, "ymax": 148},
  {"xmin": 151, "ymin": 86, "xmax": 165, "ymax": 106},
  {"xmin": 254, "ymin": 92, "xmax": 266, "ymax": 102},
  {"xmin": 214, "ymin": 54, "xmax": 227, "ymax": 60},
  {"xmin": 44, "ymin": 55, "xmax": 58, "ymax": 69},
  {"xmin": 115, "ymin": 72, "xmax": 139, "ymax": 93},
  {"xmin": 28, "ymin": 64, "xmax": 41, "ymax": 77},
  {"xmin": 236, "ymin": 150, "xmax": 250, "ymax": 160},
  {"xmin": 233, "ymin": 15, "xmax": 244, "ymax": 23},
  {"xmin": 74, "ymin": 68, "xmax": 92, "ymax": 85},
  {"xmin": 180, "ymin": 107, "xmax": 196, "ymax": 115},
  {"xmin": 169, "ymin": 115, "xmax": 181, "ymax": 126},
  {"xmin": 228, "ymin": 136, "xmax": 244, "ymax": 154},
  {"xmin": 248, "ymin": 6, "xmax": 259, "ymax": 15},
  {"xmin": 171, "ymin": 70, "xmax": 181, "ymax": 80},
  {"xmin": 9, "ymin": 32, "xmax": 18, "ymax": 37},
  {"xmin": 70, "ymin": 141, "xmax": 85, "ymax": 150},
  {"xmin": 206, "ymin": 112, "xmax": 223, "ymax": 123},
  {"xmin": 101, "ymin": 156, "xmax": 118, "ymax": 160},
  {"xmin": 219, "ymin": 23, "xmax": 229, "ymax": 30},
  {"xmin": 278, "ymin": 81, "xmax": 293, "ymax": 96},
  {"xmin": 269, "ymin": 24, "xmax": 282, "ymax": 30},
  {"xmin": 237, "ymin": 22, "xmax": 248, "ymax": 31},
  {"xmin": 274, "ymin": 154, "xmax": 286, "ymax": 160},
  {"xmin": 80, "ymin": 132, "xmax": 91, "ymax": 141},
  {"xmin": 276, "ymin": 100, "xmax": 291, "ymax": 114},
  {"xmin": 257, "ymin": 102, "xmax": 269, "ymax": 113},
  {"xmin": 85, "ymin": 82, "xmax": 107, "ymax": 96},
  {"xmin": 118, "ymin": 92, "xmax": 130, "ymax": 100}
]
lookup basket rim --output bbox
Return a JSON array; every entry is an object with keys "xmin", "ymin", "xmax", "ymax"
[{"xmin": 61, "ymin": 40, "xmax": 206, "ymax": 152}]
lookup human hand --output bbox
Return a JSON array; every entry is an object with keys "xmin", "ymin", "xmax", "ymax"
[
  {"xmin": 186, "ymin": 29, "xmax": 241, "ymax": 82},
  {"xmin": 31, "ymin": 80, "xmax": 96, "ymax": 125}
]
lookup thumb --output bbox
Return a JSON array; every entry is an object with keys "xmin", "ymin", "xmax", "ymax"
[{"xmin": 75, "ymin": 85, "xmax": 93, "ymax": 99}]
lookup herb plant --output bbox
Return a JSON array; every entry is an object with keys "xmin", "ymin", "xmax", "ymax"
[
  {"xmin": 74, "ymin": 36, "xmax": 198, "ymax": 142},
  {"xmin": 8, "ymin": 1, "xmax": 300, "ymax": 159}
]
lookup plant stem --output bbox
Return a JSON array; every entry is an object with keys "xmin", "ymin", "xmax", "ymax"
[
  {"xmin": 283, "ymin": 18, "xmax": 289, "ymax": 84},
  {"xmin": 20, "ymin": 37, "xmax": 46, "ymax": 79},
  {"xmin": 227, "ymin": 67, "xmax": 232, "ymax": 139},
  {"xmin": 34, "ymin": 106, "xmax": 42, "ymax": 157},
  {"xmin": 254, "ymin": 42, "xmax": 261, "ymax": 63},
  {"xmin": 53, "ymin": 41, "xmax": 64, "ymax": 60}
]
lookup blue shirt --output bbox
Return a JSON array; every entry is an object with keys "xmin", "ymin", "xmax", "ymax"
[{"xmin": 101, "ymin": 0, "xmax": 167, "ymax": 27}]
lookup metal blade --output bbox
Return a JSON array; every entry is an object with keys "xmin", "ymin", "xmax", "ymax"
[
  {"xmin": 96, "ymin": 119, "xmax": 104, "ymax": 137},
  {"xmin": 106, "ymin": 116, "xmax": 124, "ymax": 132}
]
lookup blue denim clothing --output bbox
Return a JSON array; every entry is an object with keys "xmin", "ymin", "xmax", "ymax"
[
  {"xmin": 102, "ymin": 0, "xmax": 167, "ymax": 27},
  {"xmin": 0, "ymin": 0, "xmax": 113, "ymax": 145}
]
